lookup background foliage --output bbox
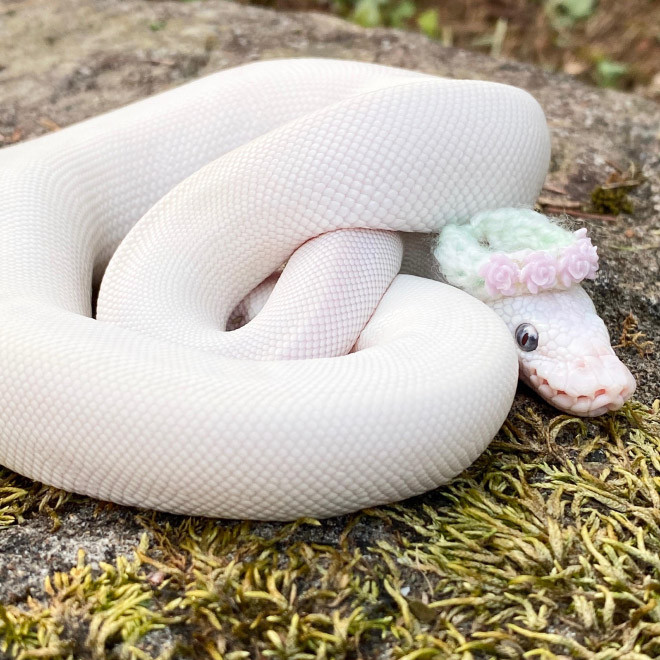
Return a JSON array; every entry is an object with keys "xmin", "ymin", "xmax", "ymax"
[{"xmin": 241, "ymin": 0, "xmax": 660, "ymax": 98}]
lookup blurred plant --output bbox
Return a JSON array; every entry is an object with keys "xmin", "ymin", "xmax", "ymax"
[
  {"xmin": 389, "ymin": 0, "xmax": 415, "ymax": 28},
  {"xmin": 349, "ymin": 0, "xmax": 419, "ymax": 28},
  {"xmin": 595, "ymin": 58, "xmax": 630, "ymax": 87},
  {"xmin": 545, "ymin": 0, "xmax": 597, "ymax": 28},
  {"xmin": 416, "ymin": 8, "xmax": 439, "ymax": 38},
  {"xmin": 350, "ymin": 0, "xmax": 384, "ymax": 27},
  {"xmin": 282, "ymin": 0, "xmax": 655, "ymax": 95},
  {"xmin": 471, "ymin": 17, "xmax": 508, "ymax": 57}
]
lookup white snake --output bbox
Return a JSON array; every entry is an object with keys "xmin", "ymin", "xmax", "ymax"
[{"xmin": 0, "ymin": 59, "xmax": 635, "ymax": 520}]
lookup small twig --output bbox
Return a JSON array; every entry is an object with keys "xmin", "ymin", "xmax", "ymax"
[
  {"xmin": 605, "ymin": 158, "xmax": 623, "ymax": 173},
  {"xmin": 542, "ymin": 183, "xmax": 569, "ymax": 196},
  {"xmin": 600, "ymin": 179, "xmax": 644, "ymax": 190},
  {"xmin": 538, "ymin": 196, "xmax": 581, "ymax": 208},
  {"xmin": 541, "ymin": 205, "xmax": 618, "ymax": 221},
  {"xmin": 147, "ymin": 58, "xmax": 176, "ymax": 67},
  {"xmin": 0, "ymin": 127, "xmax": 23, "ymax": 144},
  {"xmin": 38, "ymin": 117, "xmax": 61, "ymax": 132}
]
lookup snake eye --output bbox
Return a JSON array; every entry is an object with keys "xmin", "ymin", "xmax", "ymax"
[{"xmin": 515, "ymin": 323, "xmax": 538, "ymax": 352}]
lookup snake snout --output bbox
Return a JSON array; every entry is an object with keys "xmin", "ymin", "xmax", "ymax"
[{"xmin": 528, "ymin": 353, "xmax": 636, "ymax": 417}]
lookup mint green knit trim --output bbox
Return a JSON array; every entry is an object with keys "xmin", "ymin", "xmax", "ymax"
[{"xmin": 434, "ymin": 208, "xmax": 576, "ymax": 298}]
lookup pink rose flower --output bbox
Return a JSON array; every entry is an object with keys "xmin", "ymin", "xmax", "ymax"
[
  {"xmin": 558, "ymin": 231, "xmax": 599, "ymax": 287},
  {"xmin": 520, "ymin": 251, "xmax": 558, "ymax": 295},
  {"xmin": 478, "ymin": 254, "xmax": 520, "ymax": 297}
]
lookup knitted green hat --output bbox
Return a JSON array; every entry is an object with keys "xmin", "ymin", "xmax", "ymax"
[{"xmin": 433, "ymin": 208, "xmax": 599, "ymax": 301}]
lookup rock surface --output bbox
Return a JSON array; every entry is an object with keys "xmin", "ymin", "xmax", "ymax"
[{"xmin": 0, "ymin": 0, "xmax": 658, "ymax": 638}]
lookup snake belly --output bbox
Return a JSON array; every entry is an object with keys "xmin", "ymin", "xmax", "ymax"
[{"xmin": 0, "ymin": 59, "xmax": 550, "ymax": 519}]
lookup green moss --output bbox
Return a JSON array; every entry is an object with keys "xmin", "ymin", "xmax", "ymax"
[
  {"xmin": 590, "ymin": 185, "xmax": 634, "ymax": 215},
  {"xmin": 2, "ymin": 400, "xmax": 660, "ymax": 658},
  {"xmin": 0, "ymin": 471, "xmax": 71, "ymax": 531}
]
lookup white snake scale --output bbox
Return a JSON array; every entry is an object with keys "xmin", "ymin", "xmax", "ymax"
[{"xmin": 0, "ymin": 58, "xmax": 557, "ymax": 520}]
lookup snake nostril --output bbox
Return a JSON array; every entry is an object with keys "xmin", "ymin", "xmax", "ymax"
[{"xmin": 594, "ymin": 388, "xmax": 607, "ymax": 397}]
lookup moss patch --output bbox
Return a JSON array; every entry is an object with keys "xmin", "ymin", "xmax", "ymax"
[
  {"xmin": 2, "ymin": 401, "xmax": 660, "ymax": 658},
  {"xmin": 0, "ymin": 474, "xmax": 71, "ymax": 532},
  {"xmin": 589, "ymin": 166, "xmax": 643, "ymax": 216},
  {"xmin": 590, "ymin": 186, "xmax": 634, "ymax": 216}
]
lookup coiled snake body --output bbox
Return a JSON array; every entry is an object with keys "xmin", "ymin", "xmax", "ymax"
[{"xmin": 0, "ymin": 59, "xmax": 632, "ymax": 520}]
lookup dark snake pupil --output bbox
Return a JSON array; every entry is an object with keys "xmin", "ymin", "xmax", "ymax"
[{"xmin": 522, "ymin": 333, "xmax": 529, "ymax": 345}]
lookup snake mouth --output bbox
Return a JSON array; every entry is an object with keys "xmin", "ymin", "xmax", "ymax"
[{"xmin": 526, "ymin": 366, "xmax": 634, "ymax": 417}]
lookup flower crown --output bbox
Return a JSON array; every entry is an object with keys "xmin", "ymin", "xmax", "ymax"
[{"xmin": 434, "ymin": 208, "xmax": 599, "ymax": 301}]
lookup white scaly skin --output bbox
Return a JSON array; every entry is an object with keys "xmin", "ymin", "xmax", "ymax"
[
  {"xmin": 487, "ymin": 286, "xmax": 636, "ymax": 416},
  {"xmin": 0, "ymin": 57, "xmax": 631, "ymax": 520}
]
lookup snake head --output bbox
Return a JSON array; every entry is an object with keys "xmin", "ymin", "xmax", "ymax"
[{"xmin": 486, "ymin": 286, "xmax": 636, "ymax": 416}]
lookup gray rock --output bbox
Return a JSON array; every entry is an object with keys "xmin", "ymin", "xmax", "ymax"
[{"xmin": 0, "ymin": 0, "xmax": 658, "ymax": 615}]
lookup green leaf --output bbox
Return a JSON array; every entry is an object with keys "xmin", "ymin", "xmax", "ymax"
[
  {"xmin": 596, "ymin": 59, "xmax": 629, "ymax": 87},
  {"xmin": 560, "ymin": 0, "xmax": 596, "ymax": 20},
  {"xmin": 351, "ymin": 0, "xmax": 384, "ymax": 27},
  {"xmin": 417, "ymin": 8, "xmax": 439, "ymax": 39},
  {"xmin": 545, "ymin": 0, "xmax": 596, "ymax": 29},
  {"xmin": 389, "ymin": 0, "xmax": 416, "ymax": 28}
]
